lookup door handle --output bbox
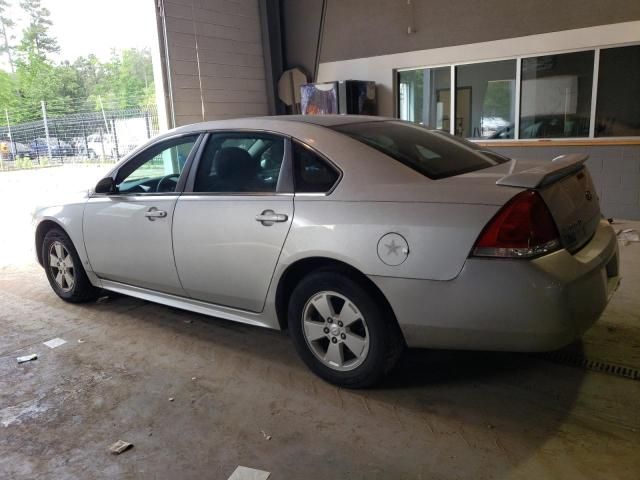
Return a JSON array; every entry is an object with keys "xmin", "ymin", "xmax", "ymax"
[
  {"xmin": 144, "ymin": 207, "xmax": 167, "ymax": 221},
  {"xmin": 255, "ymin": 210, "xmax": 288, "ymax": 226}
]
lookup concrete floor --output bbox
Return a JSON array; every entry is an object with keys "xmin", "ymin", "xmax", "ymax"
[{"xmin": 1, "ymin": 166, "xmax": 639, "ymax": 479}]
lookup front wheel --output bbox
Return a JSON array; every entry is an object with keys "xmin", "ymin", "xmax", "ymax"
[
  {"xmin": 42, "ymin": 228, "xmax": 100, "ymax": 303},
  {"xmin": 288, "ymin": 270, "xmax": 404, "ymax": 388}
]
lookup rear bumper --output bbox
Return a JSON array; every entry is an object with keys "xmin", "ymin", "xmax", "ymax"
[{"xmin": 371, "ymin": 219, "xmax": 620, "ymax": 351}]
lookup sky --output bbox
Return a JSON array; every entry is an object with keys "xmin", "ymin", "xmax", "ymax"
[{"xmin": 2, "ymin": 0, "xmax": 158, "ymax": 66}]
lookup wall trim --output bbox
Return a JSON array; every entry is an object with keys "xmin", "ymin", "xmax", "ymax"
[{"xmin": 478, "ymin": 139, "xmax": 640, "ymax": 148}]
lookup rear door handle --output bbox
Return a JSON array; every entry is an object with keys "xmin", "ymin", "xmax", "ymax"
[
  {"xmin": 144, "ymin": 207, "xmax": 167, "ymax": 221},
  {"xmin": 255, "ymin": 210, "xmax": 288, "ymax": 225}
]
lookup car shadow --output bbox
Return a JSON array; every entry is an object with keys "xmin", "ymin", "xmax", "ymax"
[{"xmin": 82, "ymin": 293, "xmax": 588, "ymax": 478}]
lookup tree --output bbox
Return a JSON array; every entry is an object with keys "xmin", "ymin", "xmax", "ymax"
[
  {"xmin": 0, "ymin": 69, "xmax": 15, "ymax": 110},
  {"xmin": 86, "ymin": 48, "xmax": 155, "ymax": 109},
  {"xmin": 0, "ymin": 2, "xmax": 155, "ymax": 127},
  {"xmin": 18, "ymin": 0, "xmax": 58, "ymax": 59},
  {"xmin": 0, "ymin": 0, "xmax": 15, "ymax": 72}
]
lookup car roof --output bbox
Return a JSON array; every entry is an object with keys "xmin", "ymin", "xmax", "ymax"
[
  {"xmin": 275, "ymin": 114, "xmax": 391, "ymax": 127},
  {"xmin": 170, "ymin": 114, "xmax": 394, "ymax": 137}
]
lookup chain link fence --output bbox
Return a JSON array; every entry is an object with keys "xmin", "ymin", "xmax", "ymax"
[{"xmin": 0, "ymin": 103, "xmax": 160, "ymax": 170}]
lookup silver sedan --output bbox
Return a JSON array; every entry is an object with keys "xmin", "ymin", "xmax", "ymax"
[{"xmin": 33, "ymin": 115, "xmax": 620, "ymax": 387}]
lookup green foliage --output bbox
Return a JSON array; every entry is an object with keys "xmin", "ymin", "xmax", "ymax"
[
  {"xmin": 482, "ymin": 80, "xmax": 512, "ymax": 120},
  {"xmin": 0, "ymin": 69, "xmax": 14, "ymax": 107},
  {"xmin": 0, "ymin": 0, "xmax": 16, "ymax": 72},
  {"xmin": 86, "ymin": 48, "xmax": 155, "ymax": 110},
  {"xmin": 15, "ymin": 156, "xmax": 33, "ymax": 169},
  {"xmin": 17, "ymin": 0, "xmax": 59, "ymax": 59},
  {"xmin": 0, "ymin": 0, "xmax": 154, "ymax": 126}
]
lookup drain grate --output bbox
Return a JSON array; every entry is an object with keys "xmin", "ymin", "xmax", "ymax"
[{"xmin": 538, "ymin": 351, "xmax": 640, "ymax": 381}]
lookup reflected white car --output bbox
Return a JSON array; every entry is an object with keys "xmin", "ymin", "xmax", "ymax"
[{"xmin": 33, "ymin": 116, "xmax": 620, "ymax": 387}]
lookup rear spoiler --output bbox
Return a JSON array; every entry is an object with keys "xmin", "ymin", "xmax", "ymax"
[{"xmin": 496, "ymin": 153, "xmax": 588, "ymax": 189}]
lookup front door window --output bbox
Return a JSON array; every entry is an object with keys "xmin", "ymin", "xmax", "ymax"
[{"xmin": 116, "ymin": 135, "xmax": 198, "ymax": 194}]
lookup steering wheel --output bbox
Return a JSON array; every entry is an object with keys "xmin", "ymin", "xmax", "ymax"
[{"xmin": 156, "ymin": 174, "xmax": 179, "ymax": 193}]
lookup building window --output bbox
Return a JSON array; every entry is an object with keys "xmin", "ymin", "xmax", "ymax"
[
  {"xmin": 398, "ymin": 67, "xmax": 450, "ymax": 130},
  {"xmin": 455, "ymin": 60, "xmax": 516, "ymax": 139},
  {"xmin": 519, "ymin": 51, "xmax": 594, "ymax": 138},
  {"xmin": 596, "ymin": 45, "xmax": 640, "ymax": 137},
  {"xmin": 398, "ymin": 45, "xmax": 639, "ymax": 140}
]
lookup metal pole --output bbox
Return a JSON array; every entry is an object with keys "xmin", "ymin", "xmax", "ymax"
[
  {"xmin": 112, "ymin": 119, "xmax": 120, "ymax": 159},
  {"xmin": 81, "ymin": 118, "xmax": 89, "ymax": 159},
  {"xmin": 99, "ymin": 129, "xmax": 106, "ymax": 159},
  {"xmin": 32, "ymin": 124, "xmax": 39, "ymax": 164},
  {"xmin": 4, "ymin": 109, "xmax": 14, "ymax": 158},
  {"xmin": 98, "ymin": 96, "xmax": 110, "ymax": 136},
  {"xmin": 55, "ymin": 124, "xmax": 62, "ymax": 164},
  {"xmin": 41, "ymin": 100, "xmax": 52, "ymax": 161},
  {"xmin": 145, "ymin": 110, "xmax": 151, "ymax": 139}
]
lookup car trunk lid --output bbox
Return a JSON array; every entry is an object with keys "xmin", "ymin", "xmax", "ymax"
[{"xmin": 496, "ymin": 154, "xmax": 601, "ymax": 252}]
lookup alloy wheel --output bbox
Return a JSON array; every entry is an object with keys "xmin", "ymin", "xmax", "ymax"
[
  {"xmin": 49, "ymin": 241, "xmax": 75, "ymax": 292},
  {"xmin": 301, "ymin": 291, "xmax": 370, "ymax": 371}
]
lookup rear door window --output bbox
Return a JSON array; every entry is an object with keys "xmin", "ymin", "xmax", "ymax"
[
  {"xmin": 293, "ymin": 141, "xmax": 340, "ymax": 193},
  {"xmin": 193, "ymin": 133, "xmax": 285, "ymax": 193},
  {"xmin": 332, "ymin": 120, "xmax": 508, "ymax": 179}
]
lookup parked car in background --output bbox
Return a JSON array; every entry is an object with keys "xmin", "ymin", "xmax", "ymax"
[
  {"xmin": 0, "ymin": 140, "xmax": 30, "ymax": 160},
  {"xmin": 489, "ymin": 115, "xmax": 591, "ymax": 139},
  {"xmin": 32, "ymin": 115, "xmax": 620, "ymax": 388},
  {"xmin": 85, "ymin": 133, "xmax": 135, "ymax": 158},
  {"xmin": 85, "ymin": 133, "xmax": 115, "ymax": 158},
  {"xmin": 70, "ymin": 138, "xmax": 98, "ymax": 159},
  {"xmin": 29, "ymin": 138, "xmax": 74, "ymax": 159}
]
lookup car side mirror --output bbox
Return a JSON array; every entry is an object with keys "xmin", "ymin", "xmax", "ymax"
[{"xmin": 95, "ymin": 177, "xmax": 116, "ymax": 194}]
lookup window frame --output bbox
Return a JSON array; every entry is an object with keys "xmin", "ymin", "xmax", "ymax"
[
  {"xmin": 91, "ymin": 132, "xmax": 204, "ymax": 197},
  {"xmin": 182, "ymin": 129, "xmax": 294, "ymax": 196},
  {"xmin": 395, "ymin": 41, "xmax": 640, "ymax": 143},
  {"xmin": 291, "ymin": 139, "xmax": 343, "ymax": 196}
]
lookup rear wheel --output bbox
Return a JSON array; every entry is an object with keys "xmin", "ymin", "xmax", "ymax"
[
  {"xmin": 42, "ymin": 228, "xmax": 100, "ymax": 303},
  {"xmin": 288, "ymin": 270, "xmax": 404, "ymax": 388}
]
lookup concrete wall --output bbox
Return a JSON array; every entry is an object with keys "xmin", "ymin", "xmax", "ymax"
[
  {"xmin": 321, "ymin": 0, "xmax": 640, "ymax": 62},
  {"xmin": 316, "ymin": 21, "xmax": 640, "ymax": 220},
  {"xmin": 158, "ymin": 0, "xmax": 269, "ymax": 127},
  {"xmin": 317, "ymin": 22, "xmax": 640, "ymax": 118},
  {"xmin": 489, "ymin": 145, "xmax": 640, "ymax": 220},
  {"xmin": 280, "ymin": 0, "xmax": 324, "ymax": 78},
  {"xmin": 152, "ymin": 1, "xmax": 640, "ymax": 219}
]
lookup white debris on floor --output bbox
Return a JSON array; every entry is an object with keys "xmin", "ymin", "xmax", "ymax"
[
  {"xmin": 227, "ymin": 466, "xmax": 271, "ymax": 480},
  {"xmin": 16, "ymin": 353, "xmax": 38, "ymax": 364},
  {"xmin": 43, "ymin": 338, "xmax": 67, "ymax": 349},
  {"xmin": 617, "ymin": 228, "xmax": 640, "ymax": 245},
  {"xmin": 1, "ymin": 399, "xmax": 48, "ymax": 427},
  {"xmin": 108, "ymin": 440, "xmax": 133, "ymax": 455}
]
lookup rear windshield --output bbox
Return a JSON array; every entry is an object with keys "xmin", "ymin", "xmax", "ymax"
[{"xmin": 332, "ymin": 120, "xmax": 509, "ymax": 179}]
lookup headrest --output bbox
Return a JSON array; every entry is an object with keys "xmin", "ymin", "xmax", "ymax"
[{"xmin": 214, "ymin": 147, "xmax": 257, "ymax": 179}]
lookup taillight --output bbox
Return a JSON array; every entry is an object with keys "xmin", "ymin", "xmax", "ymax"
[{"xmin": 472, "ymin": 190, "xmax": 560, "ymax": 258}]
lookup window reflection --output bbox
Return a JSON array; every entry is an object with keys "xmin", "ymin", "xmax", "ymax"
[
  {"xmin": 397, "ymin": 46, "xmax": 640, "ymax": 140},
  {"xmin": 455, "ymin": 60, "xmax": 516, "ymax": 139},
  {"xmin": 398, "ymin": 67, "xmax": 450, "ymax": 130},
  {"xmin": 596, "ymin": 45, "xmax": 640, "ymax": 137},
  {"xmin": 520, "ymin": 51, "xmax": 594, "ymax": 138}
]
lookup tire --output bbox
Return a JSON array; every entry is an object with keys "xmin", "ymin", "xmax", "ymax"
[
  {"xmin": 42, "ymin": 228, "xmax": 100, "ymax": 303},
  {"xmin": 288, "ymin": 270, "xmax": 404, "ymax": 388}
]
